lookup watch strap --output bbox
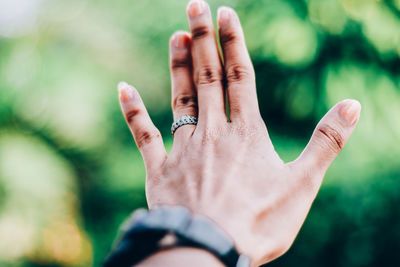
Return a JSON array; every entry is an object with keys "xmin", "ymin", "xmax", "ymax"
[{"xmin": 103, "ymin": 206, "xmax": 250, "ymax": 267}]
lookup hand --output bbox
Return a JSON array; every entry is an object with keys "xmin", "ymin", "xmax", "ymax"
[{"xmin": 117, "ymin": 0, "xmax": 361, "ymax": 265}]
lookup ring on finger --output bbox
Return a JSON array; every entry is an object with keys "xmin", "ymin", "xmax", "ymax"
[{"xmin": 171, "ymin": 115, "xmax": 198, "ymax": 136}]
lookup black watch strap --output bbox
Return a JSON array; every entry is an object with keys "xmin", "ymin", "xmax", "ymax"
[{"xmin": 103, "ymin": 206, "xmax": 250, "ymax": 267}]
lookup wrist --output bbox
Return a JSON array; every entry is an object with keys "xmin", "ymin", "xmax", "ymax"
[
  {"xmin": 136, "ymin": 247, "xmax": 224, "ymax": 267},
  {"xmin": 104, "ymin": 206, "xmax": 250, "ymax": 267}
]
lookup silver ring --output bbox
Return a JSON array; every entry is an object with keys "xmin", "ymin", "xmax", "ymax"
[{"xmin": 171, "ymin": 115, "xmax": 198, "ymax": 136}]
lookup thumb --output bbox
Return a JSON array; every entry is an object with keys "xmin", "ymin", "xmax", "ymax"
[{"xmin": 294, "ymin": 99, "xmax": 361, "ymax": 175}]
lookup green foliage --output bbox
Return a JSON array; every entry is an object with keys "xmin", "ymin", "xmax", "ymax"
[{"xmin": 0, "ymin": 0, "xmax": 399, "ymax": 266}]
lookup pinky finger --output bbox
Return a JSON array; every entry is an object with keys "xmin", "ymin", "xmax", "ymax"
[{"xmin": 118, "ymin": 82, "xmax": 167, "ymax": 175}]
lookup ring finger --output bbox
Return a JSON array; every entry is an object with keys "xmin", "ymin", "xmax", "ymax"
[{"xmin": 170, "ymin": 31, "xmax": 198, "ymax": 138}]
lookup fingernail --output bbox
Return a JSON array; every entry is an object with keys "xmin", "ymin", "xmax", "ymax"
[
  {"xmin": 339, "ymin": 99, "xmax": 361, "ymax": 125},
  {"xmin": 187, "ymin": 0, "xmax": 206, "ymax": 17},
  {"xmin": 218, "ymin": 7, "xmax": 231, "ymax": 26},
  {"xmin": 172, "ymin": 32, "xmax": 189, "ymax": 48},
  {"xmin": 118, "ymin": 81, "xmax": 134, "ymax": 103}
]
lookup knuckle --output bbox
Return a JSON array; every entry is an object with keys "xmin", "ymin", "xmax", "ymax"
[
  {"xmin": 125, "ymin": 109, "xmax": 141, "ymax": 123},
  {"xmin": 316, "ymin": 124, "xmax": 344, "ymax": 153},
  {"xmin": 136, "ymin": 129, "xmax": 161, "ymax": 149},
  {"xmin": 196, "ymin": 66, "xmax": 223, "ymax": 86},
  {"xmin": 226, "ymin": 64, "xmax": 254, "ymax": 84},
  {"xmin": 173, "ymin": 94, "xmax": 197, "ymax": 110},
  {"xmin": 191, "ymin": 25, "xmax": 210, "ymax": 40},
  {"xmin": 170, "ymin": 57, "xmax": 190, "ymax": 70},
  {"xmin": 219, "ymin": 31, "xmax": 238, "ymax": 46},
  {"xmin": 171, "ymin": 54, "xmax": 191, "ymax": 70}
]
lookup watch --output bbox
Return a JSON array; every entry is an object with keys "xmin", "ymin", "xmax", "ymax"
[{"xmin": 103, "ymin": 206, "xmax": 250, "ymax": 267}]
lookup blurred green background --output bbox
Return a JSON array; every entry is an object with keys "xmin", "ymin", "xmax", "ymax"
[{"xmin": 0, "ymin": 0, "xmax": 399, "ymax": 266}]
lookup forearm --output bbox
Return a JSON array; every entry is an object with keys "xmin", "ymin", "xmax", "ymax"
[{"xmin": 135, "ymin": 247, "xmax": 224, "ymax": 267}]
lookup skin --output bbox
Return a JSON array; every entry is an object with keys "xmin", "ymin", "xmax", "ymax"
[{"xmin": 117, "ymin": 1, "xmax": 361, "ymax": 266}]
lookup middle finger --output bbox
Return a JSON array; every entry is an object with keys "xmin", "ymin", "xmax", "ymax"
[{"xmin": 186, "ymin": 0, "xmax": 226, "ymax": 125}]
